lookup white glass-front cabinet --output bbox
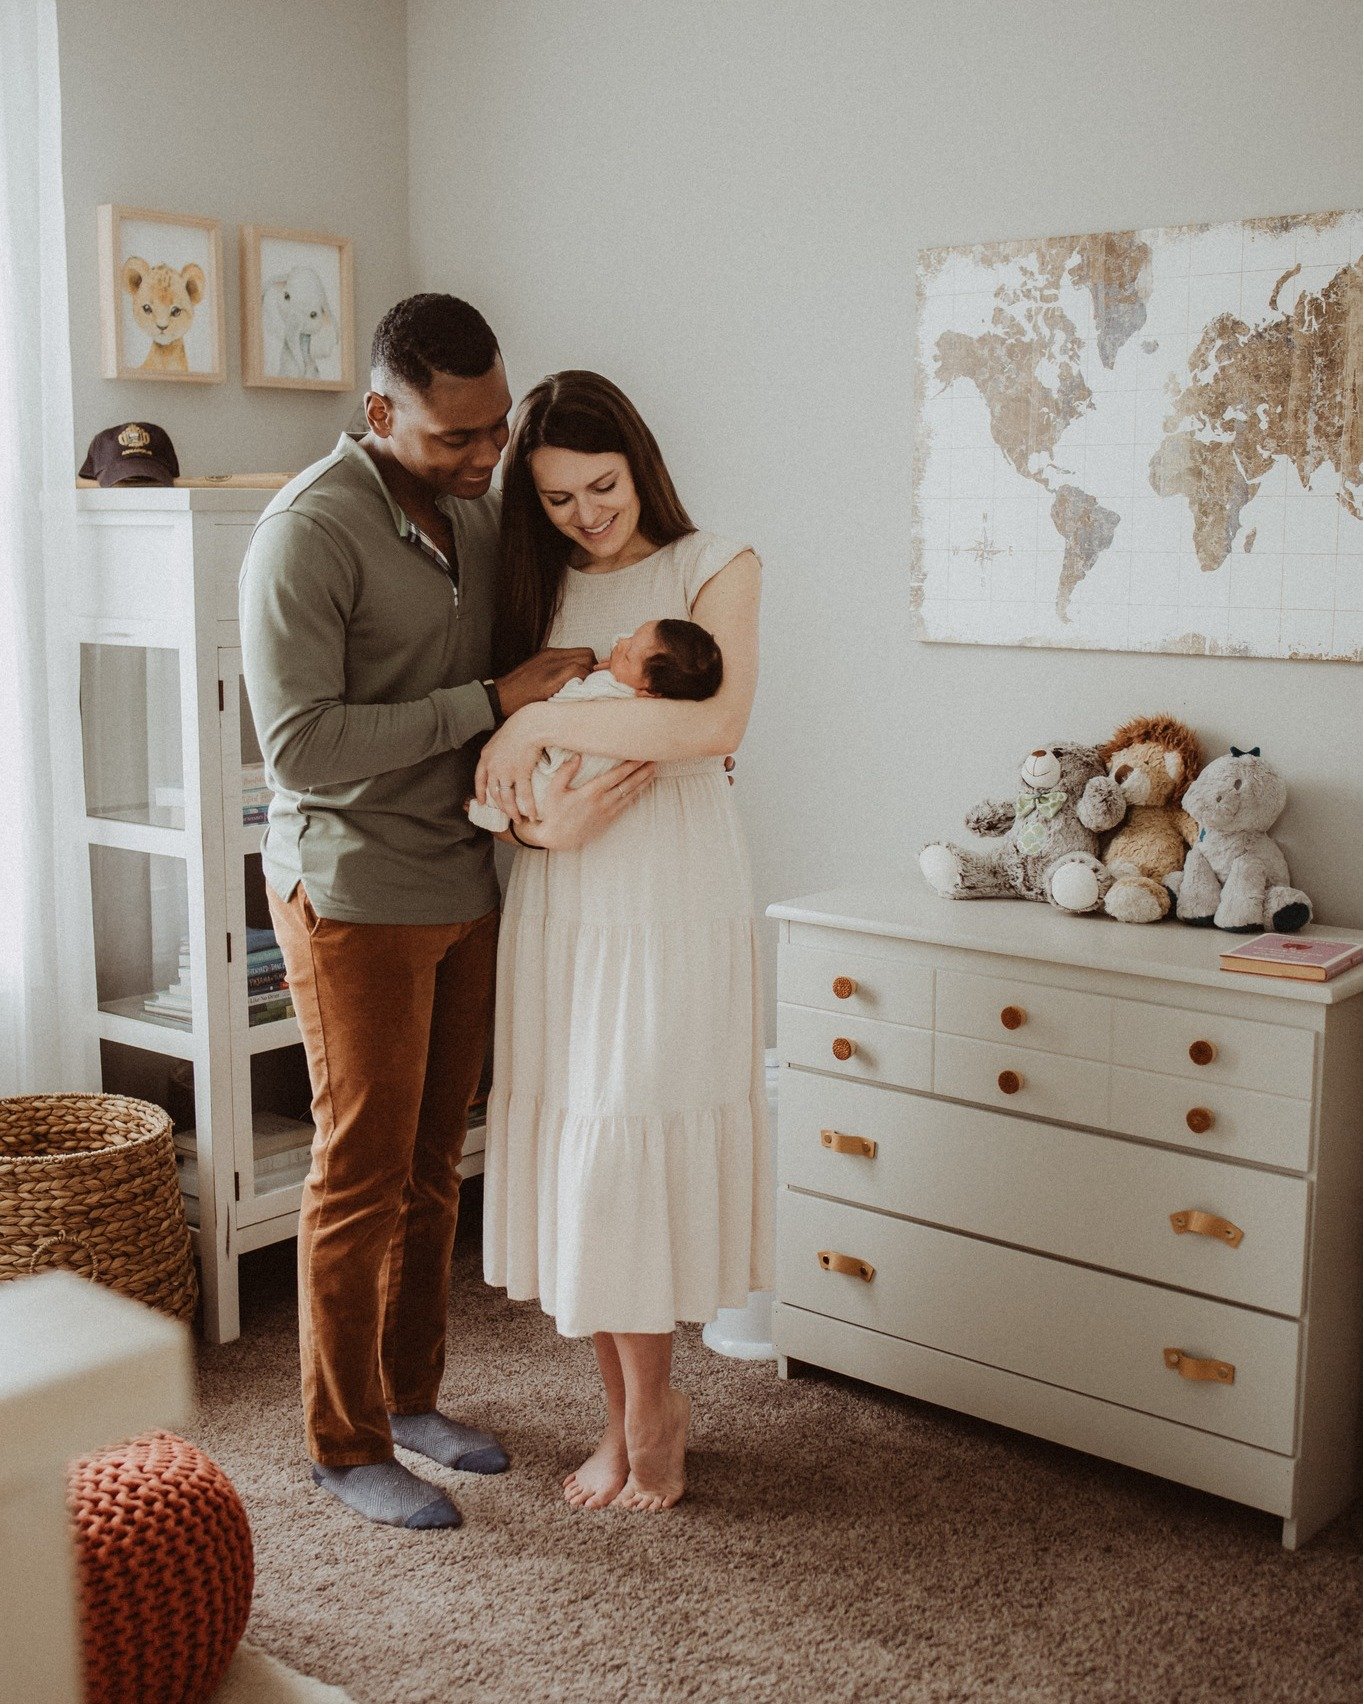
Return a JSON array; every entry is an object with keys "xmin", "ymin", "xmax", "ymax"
[{"xmin": 67, "ymin": 490, "xmax": 485, "ymax": 1343}]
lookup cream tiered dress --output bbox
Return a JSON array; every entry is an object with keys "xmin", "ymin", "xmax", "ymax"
[{"xmin": 482, "ymin": 531, "xmax": 771, "ymax": 1338}]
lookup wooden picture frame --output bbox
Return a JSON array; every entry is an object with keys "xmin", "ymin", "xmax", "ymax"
[
  {"xmin": 240, "ymin": 225, "xmax": 354, "ymax": 392},
  {"xmin": 97, "ymin": 205, "xmax": 226, "ymax": 384}
]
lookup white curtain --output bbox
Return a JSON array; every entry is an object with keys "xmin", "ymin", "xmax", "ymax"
[{"xmin": 0, "ymin": 0, "xmax": 82, "ymax": 1092}]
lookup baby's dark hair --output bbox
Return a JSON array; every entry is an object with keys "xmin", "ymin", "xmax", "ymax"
[{"xmin": 644, "ymin": 619, "xmax": 723, "ymax": 701}]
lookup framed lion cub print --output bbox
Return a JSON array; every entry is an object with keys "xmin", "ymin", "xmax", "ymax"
[{"xmin": 97, "ymin": 204, "xmax": 226, "ymax": 383}]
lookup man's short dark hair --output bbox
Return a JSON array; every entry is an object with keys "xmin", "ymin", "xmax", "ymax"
[
  {"xmin": 370, "ymin": 294, "xmax": 499, "ymax": 392},
  {"xmin": 644, "ymin": 619, "xmax": 724, "ymax": 701}
]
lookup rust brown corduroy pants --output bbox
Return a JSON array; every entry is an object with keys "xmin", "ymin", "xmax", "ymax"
[{"xmin": 268, "ymin": 882, "xmax": 499, "ymax": 1466}]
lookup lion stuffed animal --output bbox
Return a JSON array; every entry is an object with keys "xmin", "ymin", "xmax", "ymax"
[
  {"xmin": 920, "ymin": 743, "xmax": 1126, "ymax": 913},
  {"xmin": 1096, "ymin": 714, "xmax": 1202, "ymax": 923}
]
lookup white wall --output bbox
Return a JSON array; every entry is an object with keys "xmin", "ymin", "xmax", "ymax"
[
  {"xmin": 57, "ymin": 0, "xmax": 410, "ymax": 477},
  {"xmin": 407, "ymin": 0, "xmax": 1363, "ymax": 1031}
]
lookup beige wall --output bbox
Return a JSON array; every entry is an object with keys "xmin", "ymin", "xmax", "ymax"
[
  {"xmin": 57, "ymin": 0, "xmax": 410, "ymax": 478},
  {"xmin": 407, "ymin": 0, "xmax": 1362, "ymax": 997}
]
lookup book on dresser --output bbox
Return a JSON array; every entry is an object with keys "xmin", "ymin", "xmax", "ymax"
[
  {"xmin": 766, "ymin": 885, "xmax": 1362, "ymax": 1551},
  {"xmin": 1220, "ymin": 934, "xmax": 1363, "ymax": 982}
]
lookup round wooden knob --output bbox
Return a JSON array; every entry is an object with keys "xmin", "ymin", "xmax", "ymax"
[
  {"xmin": 1000, "ymin": 1006, "xmax": 1026, "ymax": 1030},
  {"xmin": 997, "ymin": 1070, "xmax": 1023, "ymax": 1095},
  {"xmin": 1189, "ymin": 1039, "xmax": 1217, "ymax": 1066},
  {"xmin": 832, "ymin": 976, "xmax": 857, "ymax": 1000},
  {"xmin": 1186, "ymin": 1106, "xmax": 1215, "ymax": 1135},
  {"xmin": 832, "ymin": 1037, "xmax": 855, "ymax": 1062}
]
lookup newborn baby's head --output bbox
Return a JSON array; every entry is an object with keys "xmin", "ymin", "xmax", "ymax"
[{"xmin": 606, "ymin": 619, "xmax": 723, "ymax": 700}]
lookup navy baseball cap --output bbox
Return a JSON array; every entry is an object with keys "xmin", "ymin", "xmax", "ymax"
[{"xmin": 79, "ymin": 421, "xmax": 179, "ymax": 486}]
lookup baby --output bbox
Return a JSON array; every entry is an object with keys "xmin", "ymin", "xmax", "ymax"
[{"xmin": 467, "ymin": 617, "xmax": 723, "ymax": 833}]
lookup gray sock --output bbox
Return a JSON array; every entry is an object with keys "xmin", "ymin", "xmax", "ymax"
[
  {"xmin": 388, "ymin": 1410, "xmax": 510, "ymax": 1474},
  {"xmin": 310, "ymin": 1459, "xmax": 462, "ymax": 1529}
]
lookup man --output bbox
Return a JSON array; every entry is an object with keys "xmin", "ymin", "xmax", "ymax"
[{"xmin": 240, "ymin": 295, "xmax": 652, "ymax": 1529}]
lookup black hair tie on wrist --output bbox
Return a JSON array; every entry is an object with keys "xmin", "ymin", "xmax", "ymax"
[{"xmin": 509, "ymin": 821, "xmax": 539, "ymax": 849}]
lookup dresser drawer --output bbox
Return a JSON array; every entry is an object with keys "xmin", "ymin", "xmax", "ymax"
[
  {"xmin": 778, "ymin": 944, "xmax": 933, "ymax": 1026},
  {"xmin": 933, "ymin": 1031, "xmax": 1107, "ymax": 1125},
  {"xmin": 777, "ymin": 1192, "xmax": 1300, "ymax": 1453},
  {"xmin": 935, "ymin": 968, "xmax": 1110, "ymax": 1061},
  {"xmin": 778, "ymin": 1072, "xmax": 1310, "ymax": 1316},
  {"xmin": 1110, "ymin": 1066, "xmax": 1312, "ymax": 1173},
  {"xmin": 777, "ymin": 1004, "xmax": 931, "ymax": 1092},
  {"xmin": 1111, "ymin": 1001, "xmax": 1315, "ymax": 1101}
]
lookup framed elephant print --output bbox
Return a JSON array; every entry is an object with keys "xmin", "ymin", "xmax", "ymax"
[
  {"xmin": 240, "ymin": 225, "xmax": 354, "ymax": 391},
  {"xmin": 97, "ymin": 205, "xmax": 226, "ymax": 383}
]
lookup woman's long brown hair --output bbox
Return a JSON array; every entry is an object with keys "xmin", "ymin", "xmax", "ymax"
[{"xmin": 493, "ymin": 371, "xmax": 695, "ymax": 671}]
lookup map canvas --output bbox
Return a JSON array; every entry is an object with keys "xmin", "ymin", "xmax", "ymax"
[{"xmin": 911, "ymin": 212, "xmax": 1362, "ymax": 660}]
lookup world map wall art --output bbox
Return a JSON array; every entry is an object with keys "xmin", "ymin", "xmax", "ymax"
[{"xmin": 910, "ymin": 211, "xmax": 1362, "ymax": 660}]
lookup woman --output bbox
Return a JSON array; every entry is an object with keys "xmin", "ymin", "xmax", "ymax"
[{"xmin": 478, "ymin": 371, "xmax": 770, "ymax": 1513}]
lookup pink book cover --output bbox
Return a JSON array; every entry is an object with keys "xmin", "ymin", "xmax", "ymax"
[{"xmin": 1220, "ymin": 934, "xmax": 1364, "ymax": 981}]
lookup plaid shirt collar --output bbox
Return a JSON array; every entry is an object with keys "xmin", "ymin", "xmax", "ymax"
[
  {"xmin": 403, "ymin": 515, "xmax": 458, "ymax": 599},
  {"xmin": 340, "ymin": 433, "xmax": 461, "ymax": 602}
]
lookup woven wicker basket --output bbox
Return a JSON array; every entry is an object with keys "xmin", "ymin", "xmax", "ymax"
[{"xmin": 0, "ymin": 1093, "xmax": 197, "ymax": 1322}]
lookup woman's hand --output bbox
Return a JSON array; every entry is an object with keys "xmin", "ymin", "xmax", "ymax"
[
  {"xmin": 475, "ymin": 706, "xmax": 552, "ymax": 822},
  {"xmin": 511, "ymin": 755, "xmax": 656, "ymax": 849}
]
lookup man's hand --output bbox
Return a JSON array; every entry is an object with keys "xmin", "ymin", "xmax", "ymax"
[
  {"xmin": 494, "ymin": 647, "xmax": 595, "ymax": 718},
  {"xmin": 516, "ymin": 755, "xmax": 655, "ymax": 850}
]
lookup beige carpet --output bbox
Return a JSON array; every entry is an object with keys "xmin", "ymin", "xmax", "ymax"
[{"xmin": 194, "ymin": 1205, "xmax": 1360, "ymax": 1704}]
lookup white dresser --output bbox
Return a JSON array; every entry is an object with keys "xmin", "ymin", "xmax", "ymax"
[{"xmin": 767, "ymin": 886, "xmax": 1362, "ymax": 1548}]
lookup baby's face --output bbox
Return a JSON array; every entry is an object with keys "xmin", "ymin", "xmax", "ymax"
[{"xmin": 604, "ymin": 621, "xmax": 661, "ymax": 692}]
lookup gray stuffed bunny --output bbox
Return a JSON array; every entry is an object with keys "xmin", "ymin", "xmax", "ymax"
[
  {"xmin": 920, "ymin": 743, "xmax": 1126, "ymax": 913},
  {"xmin": 1167, "ymin": 747, "xmax": 1313, "ymax": 932}
]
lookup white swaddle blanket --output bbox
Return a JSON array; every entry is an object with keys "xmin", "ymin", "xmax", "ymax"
[{"xmin": 468, "ymin": 664, "xmax": 637, "ymax": 833}]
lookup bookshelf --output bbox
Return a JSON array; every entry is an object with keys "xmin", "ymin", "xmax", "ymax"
[{"xmin": 66, "ymin": 489, "xmax": 487, "ymax": 1343}]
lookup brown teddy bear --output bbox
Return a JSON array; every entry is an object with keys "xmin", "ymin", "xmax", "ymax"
[{"xmin": 1096, "ymin": 714, "xmax": 1202, "ymax": 923}]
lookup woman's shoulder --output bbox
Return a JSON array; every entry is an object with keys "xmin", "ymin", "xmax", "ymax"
[{"xmin": 669, "ymin": 529, "xmax": 757, "ymax": 607}]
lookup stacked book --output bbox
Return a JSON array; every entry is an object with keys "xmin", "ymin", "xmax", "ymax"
[
  {"xmin": 247, "ymin": 924, "xmax": 293, "ymax": 1026},
  {"xmin": 143, "ymin": 936, "xmax": 193, "ymax": 1026},
  {"xmin": 242, "ymin": 761, "xmax": 272, "ymax": 827},
  {"xmin": 175, "ymin": 1111, "xmax": 314, "ymax": 1203}
]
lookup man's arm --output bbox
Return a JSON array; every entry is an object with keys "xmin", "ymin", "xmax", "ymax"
[{"xmin": 240, "ymin": 510, "xmax": 494, "ymax": 791}]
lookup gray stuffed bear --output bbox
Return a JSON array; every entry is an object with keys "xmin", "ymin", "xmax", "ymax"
[
  {"xmin": 920, "ymin": 744, "xmax": 1126, "ymax": 913},
  {"xmin": 1167, "ymin": 747, "xmax": 1313, "ymax": 932}
]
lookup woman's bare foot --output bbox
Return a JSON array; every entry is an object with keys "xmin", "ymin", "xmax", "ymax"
[
  {"xmin": 613, "ymin": 1389, "xmax": 690, "ymax": 1512},
  {"xmin": 562, "ymin": 1422, "xmax": 629, "ymax": 1510}
]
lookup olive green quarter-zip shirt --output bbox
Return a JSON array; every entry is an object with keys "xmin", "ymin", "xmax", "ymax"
[{"xmin": 239, "ymin": 433, "xmax": 500, "ymax": 924}]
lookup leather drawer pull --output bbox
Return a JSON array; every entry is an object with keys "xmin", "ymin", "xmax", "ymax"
[
  {"xmin": 1189, "ymin": 1039, "xmax": 1218, "ymax": 1066},
  {"xmin": 1000, "ymin": 1005, "xmax": 1026, "ymax": 1030},
  {"xmin": 821, "ymin": 1128, "xmax": 877, "ymax": 1159},
  {"xmin": 997, "ymin": 1069, "xmax": 1023, "ymax": 1095},
  {"xmin": 832, "ymin": 1037, "xmax": 856, "ymax": 1061},
  {"xmin": 832, "ymin": 976, "xmax": 858, "ymax": 999},
  {"xmin": 1164, "ymin": 1347, "xmax": 1235, "ymax": 1385},
  {"xmin": 1170, "ymin": 1209, "xmax": 1243, "ymax": 1247},
  {"xmin": 818, "ymin": 1249, "xmax": 875, "ymax": 1282},
  {"xmin": 1186, "ymin": 1107, "xmax": 1215, "ymax": 1134}
]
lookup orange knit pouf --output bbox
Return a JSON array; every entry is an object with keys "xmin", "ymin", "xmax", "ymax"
[{"xmin": 68, "ymin": 1430, "xmax": 254, "ymax": 1704}]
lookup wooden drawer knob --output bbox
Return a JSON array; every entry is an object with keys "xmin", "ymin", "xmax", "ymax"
[
  {"xmin": 1189, "ymin": 1039, "xmax": 1217, "ymax": 1066},
  {"xmin": 1186, "ymin": 1106, "xmax": 1215, "ymax": 1135},
  {"xmin": 831, "ymin": 1037, "xmax": 856, "ymax": 1062},
  {"xmin": 1164, "ymin": 1347, "xmax": 1235, "ymax": 1385},
  {"xmin": 1000, "ymin": 1005, "xmax": 1026, "ymax": 1030},
  {"xmin": 997, "ymin": 1069, "xmax": 1023, "ymax": 1095},
  {"xmin": 818, "ymin": 1249, "xmax": 875, "ymax": 1282},
  {"xmin": 1170, "ymin": 1209, "xmax": 1243, "ymax": 1247},
  {"xmin": 832, "ymin": 976, "xmax": 858, "ymax": 1000},
  {"xmin": 821, "ymin": 1128, "xmax": 877, "ymax": 1159}
]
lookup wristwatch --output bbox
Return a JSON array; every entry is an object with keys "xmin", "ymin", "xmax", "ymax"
[{"xmin": 481, "ymin": 679, "xmax": 505, "ymax": 728}]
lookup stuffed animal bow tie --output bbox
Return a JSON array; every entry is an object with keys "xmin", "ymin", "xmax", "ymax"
[{"xmin": 1016, "ymin": 789, "xmax": 1067, "ymax": 819}]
